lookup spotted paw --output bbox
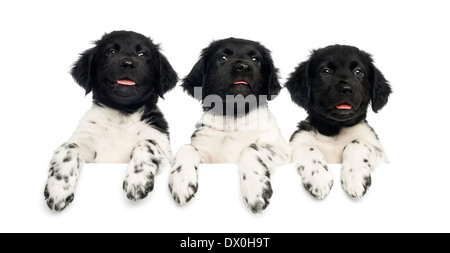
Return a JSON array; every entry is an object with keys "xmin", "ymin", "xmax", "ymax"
[
  {"xmin": 241, "ymin": 170, "xmax": 272, "ymax": 214},
  {"xmin": 44, "ymin": 178, "xmax": 75, "ymax": 212},
  {"xmin": 341, "ymin": 166, "xmax": 371, "ymax": 199},
  {"xmin": 168, "ymin": 164, "xmax": 198, "ymax": 205},
  {"xmin": 298, "ymin": 162, "xmax": 334, "ymax": 199}
]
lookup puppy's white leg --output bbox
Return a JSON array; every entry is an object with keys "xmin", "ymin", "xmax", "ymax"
[
  {"xmin": 341, "ymin": 139, "xmax": 382, "ymax": 199},
  {"xmin": 239, "ymin": 143, "xmax": 289, "ymax": 214},
  {"xmin": 123, "ymin": 139, "xmax": 169, "ymax": 201},
  {"xmin": 292, "ymin": 145, "xmax": 334, "ymax": 199},
  {"xmin": 44, "ymin": 143, "xmax": 84, "ymax": 212},
  {"xmin": 168, "ymin": 144, "xmax": 200, "ymax": 205}
]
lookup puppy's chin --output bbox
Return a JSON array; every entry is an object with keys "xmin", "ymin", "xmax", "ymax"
[
  {"xmin": 312, "ymin": 103, "xmax": 368, "ymax": 123},
  {"xmin": 97, "ymin": 80, "xmax": 152, "ymax": 107},
  {"xmin": 226, "ymin": 83, "xmax": 252, "ymax": 97}
]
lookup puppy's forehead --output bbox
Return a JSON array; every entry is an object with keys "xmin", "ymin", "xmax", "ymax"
[
  {"xmin": 313, "ymin": 45, "xmax": 368, "ymax": 67},
  {"xmin": 98, "ymin": 31, "xmax": 154, "ymax": 48},
  {"xmin": 211, "ymin": 39, "xmax": 262, "ymax": 56}
]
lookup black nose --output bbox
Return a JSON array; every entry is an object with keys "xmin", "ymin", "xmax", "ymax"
[
  {"xmin": 340, "ymin": 85, "xmax": 353, "ymax": 95},
  {"xmin": 235, "ymin": 62, "xmax": 249, "ymax": 72},
  {"xmin": 120, "ymin": 59, "xmax": 135, "ymax": 69}
]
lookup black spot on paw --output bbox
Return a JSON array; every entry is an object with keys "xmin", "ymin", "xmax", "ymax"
[
  {"xmin": 151, "ymin": 158, "xmax": 160, "ymax": 166},
  {"xmin": 65, "ymin": 194, "xmax": 74, "ymax": 204},
  {"xmin": 137, "ymin": 189, "xmax": 148, "ymax": 200},
  {"xmin": 304, "ymin": 182, "xmax": 312, "ymax": 191},
  {"xmin": 250, "ymin": 143, "xmax": 259, "ymax": 151},
  {"xmin": 145, "ymin": 180, "xmax": 154, "ymax": 193},
  {"xmin": 257, "ymin": 157, "xmax": 269, "ymax": 171},
  {"xmin": 188, "ymin": 183, "xmax": 198, "ymax": 194},
  {"xmin": 65, "ymin": 143, "xmax": 78, "ymax": 149},
  {"xmin": 172, "ymin": 193, "xmax": 181, "ymax": 204},
  {"xmin": 250, "ymin": 201, "xmax": 264, "ymax": 214},
  {"xmin": 147, "ymin": 139, "xmax": 157, "ymax": 146},
  {"xmin": 364, "ymin": 175, "xmax": 372, "ymax": 187},
  {"xmin": 44, "ymin": 185, "xmax": 49, "ymax": 199},
  {"xmin": 126, "ymin": 191, "xmax": 135, "ymax": 201},
  {"xmin": 171, "ymin": 166, "xmax": 182, "ymax": 174},
  {"xmin": 262, "ymin": 181, "xmax": 273, "ymax": 200},
  {"xmin": 63, "ymin": 155, "xmax": 72, "ymax": 163},
  {"xmin": 134, "ymin": 165, "xmax": 144, "ymax": 173}
]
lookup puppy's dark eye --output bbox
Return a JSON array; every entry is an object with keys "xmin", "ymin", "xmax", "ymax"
[
  {"xmin": 252, "ymin": 57, "xmax": 260, "ymax": 64},
  {"xmin": 354, "ymin": 68, "xmax": 364, "ymax": 77},
  {"xmin": 321, "ymin": 68, "xmax": 332, "ymax": 76},
  {"xmin": 138, "ymin": 51, "xmax": 147, "ymax": 58},
  {"xmin": 218, "ymin": 55, "xmax": 228, "ymax": 62},
  {"xmin": 107, "ymin": 49, "xmax": 117, "ymax": 56}
]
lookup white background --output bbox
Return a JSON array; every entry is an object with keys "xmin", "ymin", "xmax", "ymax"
[{"xmin": 1, "ymin": 0, "xmax": 449, "ymax": 233}]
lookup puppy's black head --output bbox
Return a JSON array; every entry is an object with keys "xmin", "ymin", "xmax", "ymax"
[
  {"xmin": 286, "ymin": 45, "xmax": 391, "ymax": 135},
  {"xmin": 71, "ymin": 30, "xmax": 178, "ymax": 112},
  {"xmin": 182, "ymin": 38, "xmax": 281, "ymax": 115}
]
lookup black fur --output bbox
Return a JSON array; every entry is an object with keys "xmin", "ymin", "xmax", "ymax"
[
  {"xmin": 181, "ymin": 37, "xmax": 281, "ymax": 115},
  {"xmin": 286, "ymin": 45, "xmax": 391, "ymax": 136},
  {"xmin": 71, "ymin": 30, "xmax": 178, "ymax": 114}
]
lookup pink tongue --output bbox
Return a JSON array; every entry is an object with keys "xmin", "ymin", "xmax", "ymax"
[
  {"xmin": 233, "ymin": 81, "xmax": 248, "ymax": 85},
  {"xmin": 336, "ymin": 104, "xmax": 352, "ymax": 110},
  {"xmin": 117, "ymin": 79, "xmax": 136, "ymax": 86}
]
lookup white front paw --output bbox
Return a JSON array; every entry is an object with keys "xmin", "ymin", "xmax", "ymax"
[
  {"xmin": 297, "ymin": 160, "xmax": 334, "ymax": 200},
  {"xmin": 123, "ymin": 164, "xmax": 155, "ymax": 201},
  {"xmin": 241, "ymin": 171, "xmax": 273, "ymax": 214},
  {"xmin": 44, "ymin": 176, "xmax": 76, "ymax": 212},
  {"xmin": 341, "ymin": 166, "xmax": 371, "ymax": 199},
  {"xmin": 169, "ymin": 164, "xmax": 198, "ymax": 205}
]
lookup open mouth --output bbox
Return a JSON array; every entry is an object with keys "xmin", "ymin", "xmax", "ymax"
[
  {"xmin": 117, "ymin": 78, "xmax": 136, "ymax": 86},
  {"xmin": 336, "ymin": 103, "xmax": 353, "ymax": 110},
  {"xmin": 233, "ymin": 81, "xmax": 249, "ymax": 85}
]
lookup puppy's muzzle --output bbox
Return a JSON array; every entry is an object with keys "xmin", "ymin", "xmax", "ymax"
[
  {"xmin": 235, "ymin": 62, "xmax": 249, "ymax": 72},
  {"xmin": 120, "ymin": 59, "xmax": 136, "ymax": 69},
  {"xmin": 337, "ymin": 81, "xmax": 354, "ymax": 96}
]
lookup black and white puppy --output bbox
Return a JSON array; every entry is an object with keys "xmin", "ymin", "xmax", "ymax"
[
  {"xmin": 169, "ymin": 38, "xmax": 289, "ymax": 213},
  {"xmin": 286, "ymin": 45, "xmax": 391, "ymax": 199},
  {"xmin": 44, "ymin": 31, "xmax": 178, "ymax": 212}
]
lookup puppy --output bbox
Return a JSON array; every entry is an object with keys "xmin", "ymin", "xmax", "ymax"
[
  {"xmin": 285, "ymin": 45, "xmax": 391, "ymax": 199},
  {"xmin": 44, "ymin": 31, "xmax": 178, "ymax": 211},
  {"xmin": 169, "ymin": 38, "xmax": 289, "ymax": 213}
]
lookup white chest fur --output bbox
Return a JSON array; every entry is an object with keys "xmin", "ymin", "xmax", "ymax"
[
  {"xmin": 68, "ymin": 105, "xmax": 169, "ymax": 163},
  {"xmin": 191, "ymin": 106, "xmax": 288, "ymax": 163},
  {"xmin": 290, "ymin": 121, "xmax": 387, "ymax": 164}
]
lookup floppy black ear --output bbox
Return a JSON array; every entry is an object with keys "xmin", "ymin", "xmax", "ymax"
[
  {"xmin": 181, "ymin": 58, "xmax": 204, "ymax": 100},
  {"xmin": 285, "ymin": 59, "xmax": 311, "ymax": 110},
  {"xmin": 369, "ymin": 63, "xmax": 392, "ymax": 113},
  {"xmin": 156, "ymin": 52, "xmax": 178, "ymax": 98},
  {"xmin": 259, "ymin": 46, "xmax": 281, "ymax": 101},
  {"xmin": 71, "ymin": 47, "xmax": 96, "ymax": 95}
]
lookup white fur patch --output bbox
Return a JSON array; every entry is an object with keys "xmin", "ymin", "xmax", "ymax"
[
  {"xmin": 169, "ymin": 106, "xmax": 289, "ymax": 213},
  {"xmin": 45, "ymin": 104, "xmax": 172, "ymax": 211},
  {"xmin": 290, "ymin": 121, "xmax": 387, "ymax": 199}
]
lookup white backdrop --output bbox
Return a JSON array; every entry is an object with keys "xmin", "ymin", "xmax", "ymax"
[{"xmin": 1, "ymin": 0, "xmax": 449, "ymax": 233}]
